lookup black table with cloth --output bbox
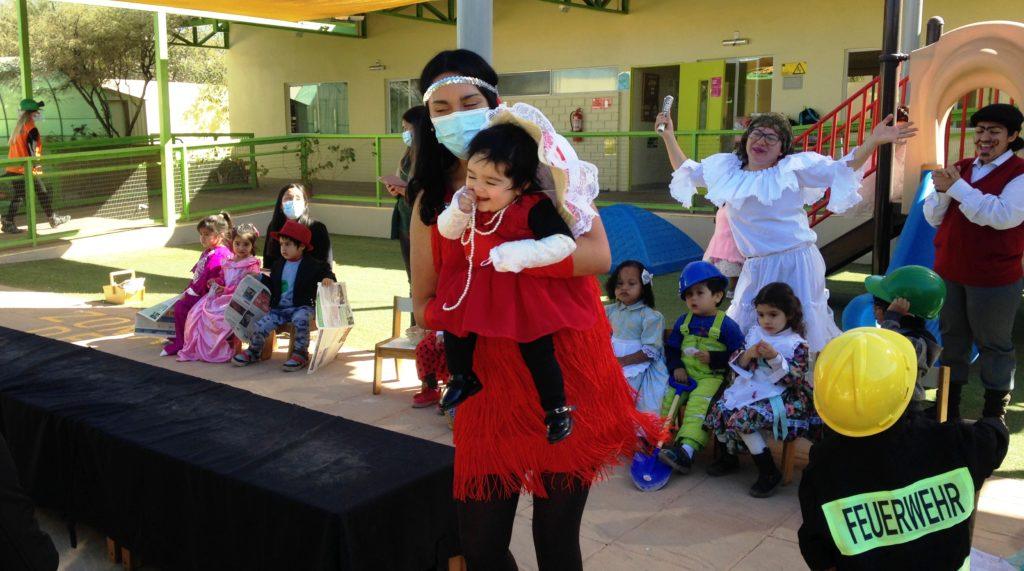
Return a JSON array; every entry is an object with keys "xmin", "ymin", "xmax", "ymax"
[{"xmin": 0, "ymin": 327, "xmax": 458, "ymax": 570}]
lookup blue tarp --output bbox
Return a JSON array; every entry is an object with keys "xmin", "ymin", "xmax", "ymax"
[{"xmin": 600, "ymin": 204, "xmax": 704, "ymax": 275}]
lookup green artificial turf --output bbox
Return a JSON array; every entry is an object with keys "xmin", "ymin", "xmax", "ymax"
[{"xmin": 0, "ymin": 238, "xmax": 1020, "ymax": 476}]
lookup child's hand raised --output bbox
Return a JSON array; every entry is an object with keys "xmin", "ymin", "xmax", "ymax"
[
  {"xmin": 453, "ymin": 187, "xmax": 476, "ymax": 213},
  {"xmin": 888, "ymin": 297, "xmax": 911, "ymax": 316}
]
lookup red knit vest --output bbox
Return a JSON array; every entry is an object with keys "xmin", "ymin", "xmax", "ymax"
[{"xmin": 933, "ymin": 154, "xmax": 1024, "ymax": 287}]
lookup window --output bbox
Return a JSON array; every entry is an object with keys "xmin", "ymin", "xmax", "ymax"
[
  {"xmin": 387, "ymin": 78, "xmax": 421, "ymax": 133},
  {"xmin": 552, "ymin": 67, "xmax": 618, "ymax": 93},
  {"xmin": 288, "ymin": 82, "xmax": 349, "ymax": 134},
  {"xmin": 722, "ymin": 56, "xmax": 773, "ymax": 129},
  {"xmin": 498, "ymin": 71, "xmax": 550, "ymax": 96},
  {"xmin": 846, "ymin": 49, "xmax": 881, "ymax": 100}
]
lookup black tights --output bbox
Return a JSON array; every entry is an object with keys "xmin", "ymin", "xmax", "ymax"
[
  {"xmin": 4, "ymin": 177, "xmax": 54, "ymax": 220},
  {"xmin": 456, "ymin": 474, "xmax": 589, "ymax": 570},
  {"xmin": 444, "ymin": 332, "xmax": 566, "ymax": 411}
]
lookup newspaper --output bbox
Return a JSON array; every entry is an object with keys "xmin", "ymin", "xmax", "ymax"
[
  {"xmin": 308, "ymin": 281, "xmax": 355, "ymax": 373},
  {"xmin": 225, "ymin": 275, "xmax": 272, "ymax": 343},
  {"xmin": 134, "ymin": 294, "xmax": 181, "ymax": 337}
]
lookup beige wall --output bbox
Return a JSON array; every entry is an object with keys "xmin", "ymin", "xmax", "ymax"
[{"xmin": 226, "ymin": 0, "xmax": 1020, "ymax": 137}]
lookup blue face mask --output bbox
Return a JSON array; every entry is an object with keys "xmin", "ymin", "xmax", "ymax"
[
  {"xmin": 402, "ymin": 130, "xmax": 413, "ymax": 147},
  {"xmin": 431, "ymin": 108, "xmax": 489, "ymax": 159},
  {"xmin": 282, "ymin": 200, "xmax": 305, "ymax": 220}
]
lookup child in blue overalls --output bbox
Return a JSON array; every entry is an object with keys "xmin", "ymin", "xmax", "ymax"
[{"xmin": 658, "ymin": 261, "xmax": 744, "ymax": 474}]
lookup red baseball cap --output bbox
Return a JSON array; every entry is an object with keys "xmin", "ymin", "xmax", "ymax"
[{"xmin": 270, "ymin": 220, "xmax": 314, "ymax": 251}]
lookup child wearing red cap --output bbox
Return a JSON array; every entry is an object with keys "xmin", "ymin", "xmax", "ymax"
[{"xmin": 233, "ymin": 220, "xmax": 335, "ymax": 371}]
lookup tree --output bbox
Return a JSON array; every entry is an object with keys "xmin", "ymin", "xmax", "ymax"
[{"xmin": 0, "ymin": 0, "xmax": 225, "ymax": 137}]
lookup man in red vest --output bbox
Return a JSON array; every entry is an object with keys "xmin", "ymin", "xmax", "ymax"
[{"xmin": 925, "ymin": 103, "xmax": 1024, "ymax": 420}]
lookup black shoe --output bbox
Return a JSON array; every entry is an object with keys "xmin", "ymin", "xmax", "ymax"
[
  {"xmin": 1, "ymin": 219, "xmax": 22, "ymax": 234},
  {"xmin": 439, "ymin": 373, "xmax": 482, "ymax": 411},
  {"xmin": 658, "ymin": 443, "xmax": 693, "ymax": 474},
  {"xmin": 749, "ymin": 450, "xmax": 782, "ymax": 498},
  {"xmin": 982, "ymin": 389, "xmax": 1011, "ymax": 421},
  {"xmin": 706, "ymin": 448, "xmax": 740, "ymax": 477},
  {"xmin": 544, "ymin": 405, "xmax": 574, "ymax": 444}
]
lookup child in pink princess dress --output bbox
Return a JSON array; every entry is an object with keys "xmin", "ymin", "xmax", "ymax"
[
  {"xmin": 178, "ymin": 223, "xmax": 262, "ymax": 363},
  {"xmin": 162, "ymin": 212, "xmax": 233, "ymax": 356}
]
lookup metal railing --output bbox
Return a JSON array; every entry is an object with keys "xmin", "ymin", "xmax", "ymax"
[
  {"xmin": 168, "ymin": 127, "xmax": 823, "ymax": 221},
  {"xmin": 0, "ymin": 106, "xmax": 1009, "ymax": 252},
  {"xmin": 0, "ymin": 145, "xmax": 162, "ymax": 248},
  {"xmin": 801, "ymin": 74, "xmax": 1014, "ymax": 227}
]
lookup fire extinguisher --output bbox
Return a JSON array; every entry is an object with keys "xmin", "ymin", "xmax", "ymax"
[{"xmin": 570, "ymin": 107, "xmax": 584, "ymax": 143}]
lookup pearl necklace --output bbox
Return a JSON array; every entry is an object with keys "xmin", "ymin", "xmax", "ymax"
[{"xmin": 442, "ymin": 203, "xmax": 510, "ymax": 312}]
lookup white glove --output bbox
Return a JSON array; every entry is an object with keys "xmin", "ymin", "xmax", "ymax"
[
  {"xmin": 453, "ymin": 187, "xmax": 476, "ymax": 213},
  {"xmin": 437, "ymin": 189, "xmax": 474, "ymax": 240},
  {"xmin": 488, "ymin": 234, "xmax": 576, "ymax": 273}
]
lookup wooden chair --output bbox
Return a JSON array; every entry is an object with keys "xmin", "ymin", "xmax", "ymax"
[
  {"xmin": 922, "ymin": 365, "xmax": 952, "ymax": 423},
  {"xmin": 259, "ymin": 321, "xmax": 319, "ymax": 361},
  {"xmin": 372, "ymin": 296, "xmax": 417, "ymax": 395}
]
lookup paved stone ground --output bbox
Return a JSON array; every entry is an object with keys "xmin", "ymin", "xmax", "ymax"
[{"xmin": 1, "ymin": 291, "xmax": 1021, "ymax": 570}]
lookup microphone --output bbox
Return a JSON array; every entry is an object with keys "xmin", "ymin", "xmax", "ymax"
[{"xmin": 656, "ymin": 95, "xmax": 674, "ymax": 133}]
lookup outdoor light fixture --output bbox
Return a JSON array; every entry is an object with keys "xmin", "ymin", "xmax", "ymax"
[
  {"xmin": 368, "ymin": 60, "xmax": 386, "ymax": 71},
  {"xmin": 722, "ymin": 31, "xmax": 750, "ymax": 47}
]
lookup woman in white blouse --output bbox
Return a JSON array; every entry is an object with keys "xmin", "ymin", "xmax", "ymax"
[{"xmin": 657, "ymin": 112, "xmax": 915, "ymax": 351}]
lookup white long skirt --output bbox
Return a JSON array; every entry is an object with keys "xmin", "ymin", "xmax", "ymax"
[{"xmin": 726, "ymin": 243, "xmax": 841, "ymax": 352}]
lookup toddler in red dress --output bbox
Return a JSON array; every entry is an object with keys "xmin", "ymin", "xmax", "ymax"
[{"xmin": 434, "ymin": 104, "xmax": 600, "ymax": 444}]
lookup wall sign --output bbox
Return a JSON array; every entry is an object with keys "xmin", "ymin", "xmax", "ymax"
[
  {"xmin": 710, "ymin": 76, "xmax": 723, "ymax": 98},
  {"xmin": 782, "ymin": 61, "xmax": 808, "ymax": 76}
]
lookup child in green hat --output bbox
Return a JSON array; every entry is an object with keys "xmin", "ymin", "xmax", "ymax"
[
  {"xmin": 3, "ymin": 99, "xmax": 71, "ymax": 233},
  {"xmin": 865, "ymin": 265, "xmax": 946, "ymax": 413}
]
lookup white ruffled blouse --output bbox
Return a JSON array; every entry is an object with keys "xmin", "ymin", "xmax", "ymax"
[{"xmin": 669, "ymin": 151, "xmax": 865, "ymax": 257}]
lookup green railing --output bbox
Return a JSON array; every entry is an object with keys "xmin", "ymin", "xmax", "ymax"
[
  {"xmin": 3, "ymin": 126, "xmax": 832, "ymax": 251},
  {"xmin": 169, "ymin": 127, "xmax": 823, "ymax": 219},
  {"xmin": 0, "ymin": 144, "xmax": 163, "ymax": 248}
]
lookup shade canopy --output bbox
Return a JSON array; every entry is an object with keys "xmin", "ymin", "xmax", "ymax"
[{"xmin": 61, "ymin": 0, "xmax": 424, "ymax": 23}]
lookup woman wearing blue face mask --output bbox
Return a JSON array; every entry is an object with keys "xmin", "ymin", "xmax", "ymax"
[
  {"xmin": 389, "ymin": 105, "xmax": 427, "ymax": 283},
  {"xmin": 408, "ymin": 49, "xmax": 653, "ymax": 571},
  {"xmin": 263, "ymin": 183, "xmax": 332, "ymax": 269}
]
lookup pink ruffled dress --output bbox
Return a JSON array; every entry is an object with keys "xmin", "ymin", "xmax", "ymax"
[
  {"xmin": 703, "ymin": 206, "xmax": 745, "ymax": 276},
  {"xmin": 178, "ymin": 255, "xmax": 262, "ymax": 363}
]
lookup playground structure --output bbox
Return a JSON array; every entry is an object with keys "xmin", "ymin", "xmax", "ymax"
[{"xmin": 904, "ymin": 20, "xmax": 1024, "ymax": 201}]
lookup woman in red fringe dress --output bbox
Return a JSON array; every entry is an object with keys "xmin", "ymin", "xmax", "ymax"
[{"xmin": 408, "ymin": 50, "xmax": 657, "ymax": 570}]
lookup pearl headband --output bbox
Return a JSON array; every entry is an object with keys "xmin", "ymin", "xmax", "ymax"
[{"xmin": 421, "ymin": 75, "xmax": 499, "ymax": 104}]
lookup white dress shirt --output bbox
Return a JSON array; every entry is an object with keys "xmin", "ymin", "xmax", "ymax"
[{"xmin": 923, "ymin": 150, "xmax": 1024, "ymax": 230}]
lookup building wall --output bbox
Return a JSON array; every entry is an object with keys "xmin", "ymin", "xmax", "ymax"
[
  {"xmin": 224, "ymin": 0, "xmax": 1020, "ymax": 191},
  {"xmin": 226, "ymin": 0, "xmax": 1019, "ymax": 135}
]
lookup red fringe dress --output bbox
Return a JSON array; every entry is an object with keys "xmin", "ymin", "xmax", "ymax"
[{"xmin": 425, "ymin": 195, "xmax": 659, "ymax": 501}]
